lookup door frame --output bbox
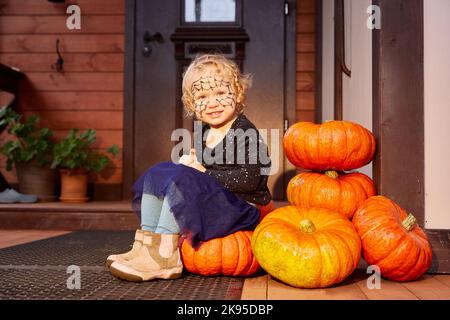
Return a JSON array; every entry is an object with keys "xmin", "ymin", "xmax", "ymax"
[
  {"xmin": 372, "ymin": 0, "xmax": 449, "ymax": 273},
  {"xmin": 122, "ymin": 0, "xmax": 137, "ymax": 199},
  {"xmin": 122, "ymin": 0, "xmax": 298, "ymax": 200},
  {"xmin": 283, "ymin": 0, "xmax": 298, "ymax": 197},
  {"xmin": 315, "ymin": 0, "xmax": 323, "ymax": 124}
]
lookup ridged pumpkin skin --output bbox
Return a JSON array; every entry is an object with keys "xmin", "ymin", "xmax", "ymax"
[
  {"xmin": 283, "ymin": 121, "xmax": 376, "ymax": 171},
  {"xmin": 251, "ymin": 206, "xmax": 361, "ymax": 288},
  {"xmin": 287, "ymin": 170, "xmax": 376, "ymax": 219},
  {"xmin": 181, "ymin": 231, "xmax": 260, "ymax": 277},
  {"xmin": 352, "ymin": 196, "xmax": 432, "ymax": 282}
]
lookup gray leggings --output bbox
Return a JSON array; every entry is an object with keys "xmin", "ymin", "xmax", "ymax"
[
  {"xmin": 140, "ymin": 193, "xmax": 257, "ymax": 234},
  {"xmin": 140, "ymin": 193, "xmax": 180, "ymax": 234}
]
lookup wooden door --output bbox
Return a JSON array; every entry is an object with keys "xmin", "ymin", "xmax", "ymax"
[{"xmin": 124, "ymin": 0, "xmax": 296, "ymax": 200}]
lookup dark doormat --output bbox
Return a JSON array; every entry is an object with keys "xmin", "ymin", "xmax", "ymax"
[{"xmin": 0, "ymin": 231, "xmax": 244, "ymax": 300}]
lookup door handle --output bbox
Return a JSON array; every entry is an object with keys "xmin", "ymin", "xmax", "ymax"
[
  {"xmin": 142, "ymin": 45, "xmax": 152, "ymax": 57},
  {"xmin": 142, "ymin": 32, "xmax": 163, "ymax": 57},
  {"xmin": 143, "ymin": 32, "xmax": 163, "ymax": 43}
]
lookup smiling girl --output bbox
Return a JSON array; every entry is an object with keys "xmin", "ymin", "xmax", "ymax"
[{"xmin": 107, "ymin": 54, "xmax": 272, "ymax": 282}]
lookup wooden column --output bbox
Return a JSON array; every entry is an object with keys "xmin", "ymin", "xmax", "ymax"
[
  {"xmin": 334, "ymin": 0, "xmax": 344, "ymax": 120},
  {"xmin": 373, "ymin": 0, "xmax": 449, "ymax": 273},
  {"xmin": 372, "ymin": 0, "xmax": 424, "ymax": 225}
]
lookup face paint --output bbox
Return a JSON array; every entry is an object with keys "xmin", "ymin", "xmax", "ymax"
[{"xmin": 191, "ymin": 75, "xmax": 236, "ymax": 117}]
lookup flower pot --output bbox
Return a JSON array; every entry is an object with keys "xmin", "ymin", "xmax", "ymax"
[
  {"xmin": 16, "ymin": 162, "xmax": 57, "ymax": 202},
  {"xmin": 59, "ymin": 169, "xmax": 89, "ymax": 203}
]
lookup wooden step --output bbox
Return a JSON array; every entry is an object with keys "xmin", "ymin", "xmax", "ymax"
[
  {"xmin": 0, "ymin": 200, "xmax": 290, "ymax": 231},
  {"xmin": 0, "ymin": 201, "xmax": 139, "ymax": 230}
]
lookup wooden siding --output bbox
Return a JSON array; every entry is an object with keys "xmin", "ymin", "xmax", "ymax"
[
  {"xmin": 296, "ymin": 0, "xmax": 317, "ymax": 123},
  {"xmin": 0, "ymin": 0, "xmax": 124, "ymax": 185}
]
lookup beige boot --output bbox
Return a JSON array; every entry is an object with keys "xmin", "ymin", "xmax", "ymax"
[
  {"xmin": 109, "ymin": 232, "xmax": 183, "ymax": 282},
  {"xmin": 106, "ymin": 229, "xmax": 150, "ymax": 268}
]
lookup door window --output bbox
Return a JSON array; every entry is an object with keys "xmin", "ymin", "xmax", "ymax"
[{"xmin": 183, "ymin": 0, "xmax": 241, "ymax": 25}]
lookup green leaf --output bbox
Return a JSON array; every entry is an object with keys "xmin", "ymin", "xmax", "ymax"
[
  {"xmin": 0, "ymin": 110, "xmax": 54, "ymax": 167},
  {"xmin": 107, "ymin": 145, "xmax": 120, "ymax": 157},
  {"xmin": 0, "ymin": 107, "xmax": 8, "ymax": 118},
  {"xmin": 51, "ymin": 128, "xmax": 118, "ymax": 173}
]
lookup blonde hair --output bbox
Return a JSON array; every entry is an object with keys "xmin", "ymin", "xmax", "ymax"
[{"xmin": 181, "ymin": 54, "xmax": 252, "ymax": 117}]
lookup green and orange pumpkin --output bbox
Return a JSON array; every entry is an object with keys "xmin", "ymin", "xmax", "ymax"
[
  {"xmin": 181, "ymin": 230, "xmax": 260, "ymax": 277},
  {"xmin": 352, "ymin": 196, "xmax": 432, "ymax": 282},
  {"xmin": 287, "ymin": 170, "xmax": 376, "ymax": 219},
  {"xmin": 251, "ymin": 206, "xmax": 361, "ymax": 288},
  {"xmin": 283, "ymin": 121, "xmax": 376, "ymax": 171}
]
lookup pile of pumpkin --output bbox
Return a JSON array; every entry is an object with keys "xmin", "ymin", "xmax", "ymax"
[{"xmin": 181, "ymin": 121, "xmax": 433, "ymax": 288}]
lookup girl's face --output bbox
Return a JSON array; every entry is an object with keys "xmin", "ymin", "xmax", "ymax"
[{"xmin": 191, "ymin": 69, "xmax": 238, "ymax": 128}]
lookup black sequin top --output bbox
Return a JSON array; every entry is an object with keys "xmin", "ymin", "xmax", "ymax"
[{"xmin": 194, "ymin": 113, "xmax": 272, "ymax": 205}]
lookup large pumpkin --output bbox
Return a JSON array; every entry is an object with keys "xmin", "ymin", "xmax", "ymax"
[
  {"xmin": 251, "ymin": 206, "xmax": 361, "ymax": 288},
  {"xmin": 181, "ymin": 230, "xmax": 260, "ymax": 276},
  {"xmin": 352, "ymin": 196, "xmax": 432, "ymax": 282},
  {"xmin": 287, "ymin": 170, "xmax": 376, "ymax": 219},
  {"xmin": 283, "ymin": 121, "xmax": 376, "ymax": 171}
]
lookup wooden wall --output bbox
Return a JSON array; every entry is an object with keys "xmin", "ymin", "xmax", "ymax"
[
  {"xmin": 296, "ymin": 0, "xmax": 317, "ymax": 123},
  {"xmin": 0, "ymin": 0, "xmax": 124, "ymax": 192},
  {"xmin": 0, "ymin": 0, "xmax": 316, "ymax": 198}
]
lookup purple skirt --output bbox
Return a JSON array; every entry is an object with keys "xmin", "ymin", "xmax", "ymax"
[{"xmin": 131, "ymin": 162, "xmax": 260, "ymax": 248}]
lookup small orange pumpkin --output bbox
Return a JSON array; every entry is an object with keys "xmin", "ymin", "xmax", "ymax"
[
  {"xmin": 283, "ymin": 121, "xmax": 376, "ymax": 171},
  {"xmin": 181, "ymin": 230, "xmax": 260, "ymax": 276},
  {"xmin": 287, "ymin": 170, "xmax": 376, "ymax": 219},
  {"xmin": 252, "ymin": 206, "xmax": 361, "ymax": 288},
  {"xmin": 352, "ymin": 196, "xmax": 432, "ymax": 281}
]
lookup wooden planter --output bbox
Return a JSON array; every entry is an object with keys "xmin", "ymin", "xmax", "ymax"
[
  {"xmin": 59, "ymin": 169, "xmax": 89, "ymax": 203},
  {"xmin": 16, "ymin": 162, "xmax": 57, "ymax": 202}
]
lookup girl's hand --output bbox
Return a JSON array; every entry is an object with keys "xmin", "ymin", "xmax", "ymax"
[
  {"xmin": 179, "ymin": 155, "xmax": 193, "ymax": 165},
  {"xmin": 179, "ymin": 148, "xmax": 198, "ymax": 166},
  {"xmin": 187, "ymin": 149, "xmax": 206, "ymax": 172},
  {"xmin": 188, "ymin": 161, "xmax": 206, "ymax": 172}
]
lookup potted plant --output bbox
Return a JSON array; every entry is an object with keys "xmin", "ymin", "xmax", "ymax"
[
  {"xmin": 51, "ymin": 128, "xmax": 119, "ymax": 203},
  {"xmin": 0, "ymin": 107, "xmax": 57, "ymax": 202}
]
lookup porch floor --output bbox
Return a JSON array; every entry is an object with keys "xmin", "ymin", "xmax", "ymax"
[
  {"xmin": 1, "ymin": 230, "xmax": 449, "ymax": 300},
  {"xmin": 0, "ymin": 230, "xmax": 243, "ymax": 300}
]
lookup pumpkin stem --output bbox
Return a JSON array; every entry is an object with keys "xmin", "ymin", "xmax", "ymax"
[
  {"xmin": 299, "ymin": 219, "xmax": 316, "ymax": 234},
  {"xmin": 324, "ymin": 170, "xmax": 339, "ymax": 179},
  {"xmin": 401, "ymin": 213, "xmax": 417, "ymax": 231}
]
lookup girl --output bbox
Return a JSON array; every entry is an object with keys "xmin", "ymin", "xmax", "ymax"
[{"xmin": 107, "ymin": 54, "xmax": 272, "ymax": 282}]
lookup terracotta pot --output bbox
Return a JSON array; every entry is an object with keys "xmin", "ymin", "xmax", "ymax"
[
  {"xmin": 59, "ymin": 169, "xmax": 89, "ymax": 203},
  {"xmin": 16, "ymin": 162, "xmax": 57, "ymax": 202}
]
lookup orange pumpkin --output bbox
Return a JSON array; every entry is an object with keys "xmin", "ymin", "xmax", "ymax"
[
  {"xmin": 251, "ymin": 206, "xmax": 361, "ymax": 288},
  {"xmin": 287, "ymin": 170, "xmax": 376, "ymax": 219},
  {"xmin": 181, "ymin": 230, "xmax": 260, "ymax": 276},
  {"xmin": 352, "ymin": 196, "xmax": 432, "ymax": 282},
  {"xmin": 283, "ymin": 121, "xmax": 376, "ymax": 171}
]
